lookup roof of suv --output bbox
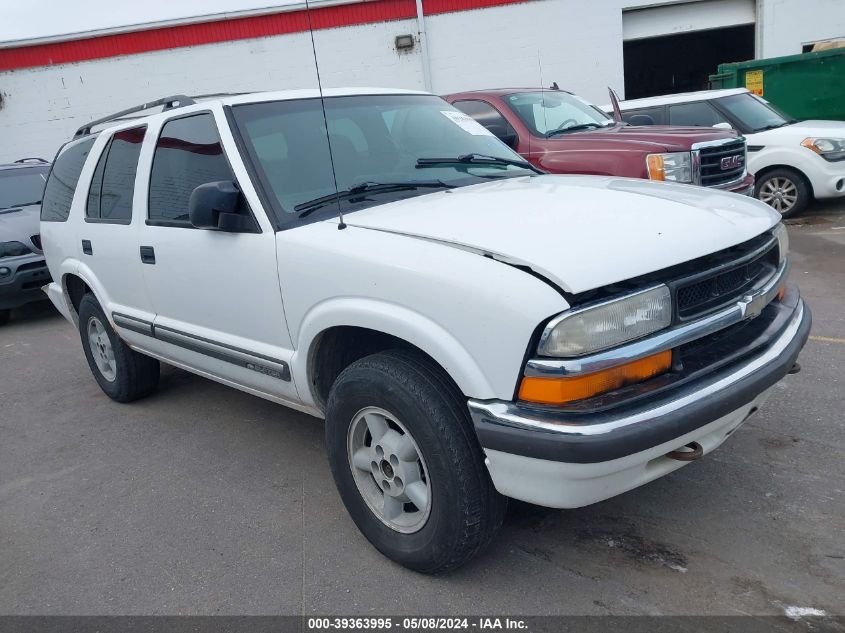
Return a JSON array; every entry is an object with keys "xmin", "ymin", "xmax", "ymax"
[
  {"xmin": 73, "ymin": 87, "xmax": 432, "ymax": 139},
  {"xmin": 613, "ymin": 88, "xmax": 750, "ymax": 110}
]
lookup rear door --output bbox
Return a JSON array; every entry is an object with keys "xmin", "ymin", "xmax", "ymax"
[
  {"xmin": 77, "ymin": 125, "xmax": 160, "ymax": 351},
  {"xmin": 137, "ymin": 106, "xmax": 298, "ymax": 403}
]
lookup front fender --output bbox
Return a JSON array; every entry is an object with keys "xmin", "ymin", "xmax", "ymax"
[{"xmin": 293, "ymin": 297, "xmax": 497, "ymax": 409}]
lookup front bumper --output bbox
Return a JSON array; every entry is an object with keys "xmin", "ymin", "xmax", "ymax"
[
  {"xmin": 719, "ymin": 172, "xmax": 755, "ymax": 196},
  {"xmin": 468, "ymin": 292, "xmax": 810, "ymax": 508},
  {"xmin": 0, "ymin": 254, "xmax": 51, "ymax": 310},
  {"xmin": 806, "ymin": 157, "xmax": 845, "ymax": 199}
]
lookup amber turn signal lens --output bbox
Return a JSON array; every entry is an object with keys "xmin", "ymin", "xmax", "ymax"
[
  {"xmin": 519, "ymin": 350, "xmax": 672, "ymax": 405},
  {"xmin": 646, "ymin": 154, "xmax": 665, "ymax": 181},
  {"xmin": 777, "ymin": 286, "xmax": 786, "ymax": 302}
]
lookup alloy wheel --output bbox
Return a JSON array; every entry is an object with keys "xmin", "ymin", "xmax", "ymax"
[
  {"xmin": 347, "ymin": 406, "xmax": 432, "ymax": 533},
  {"xmin": 759, "ymin": 177, "xmax": 798, "ymax": 215},
  {"xmin": 87, "ymin": 316, "xmax": 117, "ymax": 382}
]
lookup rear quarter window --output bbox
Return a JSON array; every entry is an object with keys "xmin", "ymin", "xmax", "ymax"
[{"xmin": 41, "ymin": 138, "xmax": 97, "ymax": 222}]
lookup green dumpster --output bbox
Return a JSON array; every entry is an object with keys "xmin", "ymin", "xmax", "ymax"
[{"xmin": 709, "ymin": 48, "xmax": 845, "ymax": 121}]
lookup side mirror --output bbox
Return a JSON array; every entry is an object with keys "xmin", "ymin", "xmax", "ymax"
[
  {"xmin": 188, "ymin": 181, "xmax": 256, "ymax": 232},
  {"xmin": 712, "ymin": 122, "xmax": 734, "ymax": 130},
  {"xmin": 628, "ymin": 114, "xmax": 655, "ymax": 126}
]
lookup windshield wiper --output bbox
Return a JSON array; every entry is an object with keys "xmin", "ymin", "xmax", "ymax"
[
  {"xmin": 294, "ymin": 180, "xmax": 455, "ymax": 217},
  {"xmin": 753, "ymin": 122, "xmax": 789, "ymax": 132},
  {"xmin": 546, "ymin": 123, "xmax": 602, "ymax": 137},
  {"xmin": 416, "ymin": 153, "xmax": 543, "ymax": 174}
]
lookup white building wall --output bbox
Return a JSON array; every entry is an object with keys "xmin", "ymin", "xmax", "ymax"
[
  {"xmin": 425, "ymin": 1, "xmax": 623, "ymax": 99},
  {"xmin": 758, "ymin": 0, "xmax": 845, "ymax": 57},
  {"xmin": 0, "ymin": 19, "xmax": 423, "ymax": 162},
  {"xmin": 0, "ymin": 0, "xmax": 840, "ymax": 162}
]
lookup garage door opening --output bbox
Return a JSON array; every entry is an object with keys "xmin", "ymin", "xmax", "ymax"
[{"xmin": 624, "ymin": 24, "xmax": 755, "ymax": 99}]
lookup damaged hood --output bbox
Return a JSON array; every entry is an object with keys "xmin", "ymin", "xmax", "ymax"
[{"xmin": 342, "ymin": 175, "xmax": 779, "ymax": 294}]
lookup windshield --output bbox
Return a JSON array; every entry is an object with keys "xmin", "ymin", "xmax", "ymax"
[
  {"xmin": 715, "ymin": 93, "xmax": 794, "ymax": 132},
  {"xmin": 504, "ymin": 91, "xmax": 614, "ymax": 137},
  {"xmin": 231, "ymin": 94, "xmax": 534, "ymax": 226},
  {"xmin": 0, "ymin": 167, "xmax": 49, "ymax": 210}
]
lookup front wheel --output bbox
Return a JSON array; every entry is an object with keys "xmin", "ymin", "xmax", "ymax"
[
  {"xmin": 755, "ymin": 168, "xmax": 810, "ymax": 218},
  {"xmin": 78, "ymin": 294, "xmax": 160, "ymax": 402},
  {"xmin": 325, "ymin": 350, "xmax": 506, "ymax": 573}
]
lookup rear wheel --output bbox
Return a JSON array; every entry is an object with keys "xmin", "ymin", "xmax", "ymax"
[
  {"xmin": 325, "ymin": 349, "xmax": 506, "ymax": 573},
  {"xmin": 755, "ymin": 168, "xmax": 810, "ymax": 218},
  {"xmin": 0, "ymin": 309, "xmax": 9, "ymax": 326},
  {"xmin": 78, "ymin": 294, "xmax": 160, "ymax": 402}
]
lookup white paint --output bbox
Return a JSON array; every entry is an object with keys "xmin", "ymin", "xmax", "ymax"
[
  {"xmin": 342, "ymin": 173, "xmax": 778, "ymax": 294},
  {"xmin": 1, "ymin": 0, "xmax": 841, "ymax": 162},
  {"xmin": 623, "ymin": 0, "xmax": 755, "ymax": 41},
  {"xmin": 483, "ymin": 388, "xmax": 775, "ymax": 508},
  {"xmin": 783, "ymin": 606, "xmax": 828, "ymax": 620}
]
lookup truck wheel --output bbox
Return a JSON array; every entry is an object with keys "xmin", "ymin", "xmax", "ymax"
[
  {"xmin": 0, "ymin": 309, "xmax": 9, "ymax": 326},
  {"xmin": 78, "ymin": 294, "xmax": 160, "ymax": 402},
  {"xmin": 755, "ymin": 168, "xmax": 810, "ymax": 218},
  {"xmin": 325, "ymin": 349, "xmax": 506, "ymax": 573}
]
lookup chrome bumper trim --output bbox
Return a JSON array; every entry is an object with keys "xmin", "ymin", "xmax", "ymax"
[
  {"xmin": 526, "ymin": 259, "xmax": 788, "ymax": 378},
  {"xmin": 470, "ymin": 299, "xmax": 806, "ymax": 438}
]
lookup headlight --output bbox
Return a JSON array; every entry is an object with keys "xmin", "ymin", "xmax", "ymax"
[
  {"xmin": 0, "ymin": 241, "xmax": 32, "ymax": 258},
  {"xmin": 538, "ymin": 285, "xmax": 672, "ymax": 357},
  {"xmin": 773, "ymin": 223, "xmax": 789, "ymax": 264},
  {"xmin": 646, "ymin": 152, "xmax": 693, "ymax": 183},
  {"xmin": 801, "ymin": 137, "xmax": 845, "ymax": 162}
]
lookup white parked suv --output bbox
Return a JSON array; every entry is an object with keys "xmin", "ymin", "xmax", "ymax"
[
  {"xmin": 41, "ymin": 89, "xmax": 811, "ymax": 572},
  {"xmin": 606, "ymin": 88, "xmax": 845, "ymax": 217}
]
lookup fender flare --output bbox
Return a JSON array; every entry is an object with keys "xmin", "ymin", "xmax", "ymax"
[{"xmin": 292, "ymin": 297, "xmax": 498, "ymax": 408}]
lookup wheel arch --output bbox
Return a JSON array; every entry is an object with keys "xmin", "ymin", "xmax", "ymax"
[
  {"xmin": 295, "ymin": 299, "xmax": 497, "ymax": 412},
  {"xmin": 753, "ymin": 163, "xmax": 815, "ymax": 198}
]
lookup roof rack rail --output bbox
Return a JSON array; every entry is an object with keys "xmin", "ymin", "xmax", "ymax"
[
  {"xmin": 74, "ymin": 95, "xmax": 196, "ymax": 138},
  {"xmin": 14, "ymin": 157, "xmax": 49, "ymax": 164}
]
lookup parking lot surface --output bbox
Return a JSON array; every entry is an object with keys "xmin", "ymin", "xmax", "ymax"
[{"xmin": 1, "ymin": 203, "xmax": 843, "ymax": 617}]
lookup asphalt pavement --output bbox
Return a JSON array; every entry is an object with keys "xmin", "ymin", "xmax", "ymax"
[{"xmin": 1, "ymin": 202, "xmax": 843, "ymax": 617}]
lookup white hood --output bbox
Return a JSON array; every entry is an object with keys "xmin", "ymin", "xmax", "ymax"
[
  {"xmin": 343, "ymin": 175, "xmax": 779, "ymax": 294},
  {"xmin": 751, "ymin": 119, "xmax": 845, "ymax": 143}
]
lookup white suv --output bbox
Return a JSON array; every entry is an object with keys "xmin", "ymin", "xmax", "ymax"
[
  {"xmin": 606, "ymin": 88, "xmax": 845, "ymax": 217},
  {"xmin": 41, "ymin": 89, "xmax": 811, "ymax": 572}
]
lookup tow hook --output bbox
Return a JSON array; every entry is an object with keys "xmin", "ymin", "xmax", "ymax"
[
  {"xmin": 666, "ymin": 442, "xmax": 703, "ymax": 462},
  {"xmin": 788, "ymin": 362, "xmax": 801, "ymax": 375}
]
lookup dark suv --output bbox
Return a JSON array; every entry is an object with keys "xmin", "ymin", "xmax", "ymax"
[{"xmin": 0, "ymin": 159, "xmax": 52, "ymax": 325}]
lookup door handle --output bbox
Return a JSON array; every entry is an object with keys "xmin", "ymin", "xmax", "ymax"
[
  {"xmin": 82, "ymin": 240, "xmax": 93, "ymax": 255},
  {"xmin": 140, "ymin": 246, "xmax": 156, "ymax": 265}
]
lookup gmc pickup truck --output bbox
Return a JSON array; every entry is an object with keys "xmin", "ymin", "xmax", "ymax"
[{"xmin": 445, "ymin": 88, "xmax": 755, "ymax": 195}]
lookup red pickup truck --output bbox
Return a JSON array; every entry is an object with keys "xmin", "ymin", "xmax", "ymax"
[{"xmin": 444, "ymin": 88, "xmax": 755, "ymax": 195}]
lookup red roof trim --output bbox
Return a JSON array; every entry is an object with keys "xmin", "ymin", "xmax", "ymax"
[{"xmin": 0, "ymin": 0, "xmax": 530, "ymax": 72}]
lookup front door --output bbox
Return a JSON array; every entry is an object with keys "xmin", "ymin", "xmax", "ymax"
[{"xmin": 137, "ymin": 109, "xmax": 298, "ymax": 403}]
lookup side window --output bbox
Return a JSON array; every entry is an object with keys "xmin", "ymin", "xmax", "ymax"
[
  {"xmin": 668, "ymin": 101, "xmax": 729, "ymax": 127},
  {"xmin": 86, "ymin": 126, "xmax": 146, "ymax": 223},
  {"xmin": 622, "ymin": 107, "xmax": 664, "ymax": 126},
  {"xmin": 148, "ymin": 113, "xmax": 236, "ymax": 225},
  {"xmin": 453, "ymin": 100, "xmax": 517, "ymax": 144},
  {"xmin": 41, "ymin": 138, "xmax": 96, "ymax": 222}
]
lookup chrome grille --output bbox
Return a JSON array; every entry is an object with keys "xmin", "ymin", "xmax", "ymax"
[{"xmin": 698, "ymin": 139, "xmax": 746, "ymax": 187}]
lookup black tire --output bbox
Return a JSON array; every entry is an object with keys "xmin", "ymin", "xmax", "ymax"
[
  {"xmin": 754, "ymin": 168, "xmax": 811, "ymax": 219},
  {"xmin": 0, "ymin": 309, "xmax": 9, "ymax": 326},
  {"xmin": 78, "ymin": 293, "xmax": 160, "ymax": 402},
  {"xmin": 325, "ymin": 349, "xmax": 506, "ymax": 574}
]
